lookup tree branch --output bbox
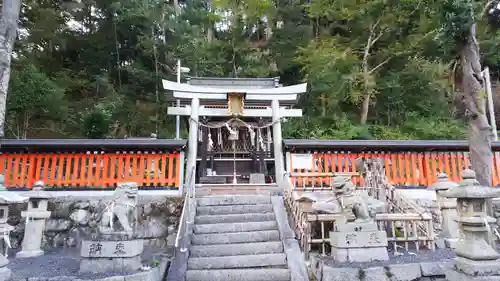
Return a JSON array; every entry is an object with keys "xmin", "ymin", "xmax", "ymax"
[
  {"xmin": 369, "ymin": 58, "xmax": 391, "ymax": 74},
  {"xmin": 371, "ymin": 30, "xmax": 384, "ymax": 46}
]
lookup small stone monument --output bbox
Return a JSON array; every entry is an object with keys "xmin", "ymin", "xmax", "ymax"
[
  {"xmin": 16, "ymin": 181, "xmax": 51, "ymax": 258},
  {"xmin": 79, "ymin": 182, "xmax": 143, "ymax": 273},
  {"xmin": 443, "ymin": 170, "xmax": 500, "ymax": 281},
  {"xmin": 428, "ymin": 173, "xmax": 459, "ymax": 249},
  {"xmin": 329, "ymin": 186, "xmax": 389, "ymax": 262},
  {"xmin": 0, "ymin": 174, "xmax": 28, "ymax": 281}
]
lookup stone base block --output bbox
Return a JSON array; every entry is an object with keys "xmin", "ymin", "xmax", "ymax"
[
  {"xmin": 79, "ymin": 255, "xmax": 142, "ymax": 273},
  {"xmin": 330, "ymin": 230, "xmax": 388, "ymax": 248},
  {"xmin": 445, "ymin": 269, "xmax": 500, "ymax": 281},
  {"xmin": 454, "ymin": 257, "xmax": 500, "ymax": 276},
  {"xmin": 0, "ymin": 267, "xmax": 11, "ymax": 281},
  {"xmin": 81, "ymin": 239, "xmax": 144, "ymax": 257},
  {"xmin": 331, "ymin": 246, "xmax": 389, "ymax": 262},
  {"xmin": 16, "ymin": 249, "xmax": 44, "ymax": 258}
]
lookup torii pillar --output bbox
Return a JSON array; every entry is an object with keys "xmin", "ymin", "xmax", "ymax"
[{"xmin": 272, "ymin": 99, "xmax": 284, "ymax": 185}]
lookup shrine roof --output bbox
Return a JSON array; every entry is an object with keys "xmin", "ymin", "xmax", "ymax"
[
  {"xmin": 187, "ymin": 77, "xmax": 280, "ymax": 89},
  {"xmin": 283, "ymin": 139, "xmax": 500, "ymax": 152},
  {"xmin": 163, "ymin": 76, "xmax": 306, "ymax": 107},
  {"xmin": 0, "ymin": 139, "xmax": 186, "ymax": 152}
]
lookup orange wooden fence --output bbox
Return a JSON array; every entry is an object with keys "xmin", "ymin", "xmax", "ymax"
[
  {"xmin": 0, "ymin": 139, "xmax": 186, "ymax": 189},
  {"xmin": 284, "ymin": 140, "xmax": 500, "ymax": 187},
  {"xmin": 288, "ymin": 151, "xmax": 500, "ymax": 187},
  {"xmin": 0, "ymin": 152, "xmax": 183, "ymax": 189}
]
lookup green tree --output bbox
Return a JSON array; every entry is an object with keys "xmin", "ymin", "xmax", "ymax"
[{"xmin": 7, "ymin": 63, "xmax": 65, "ymax": 138}]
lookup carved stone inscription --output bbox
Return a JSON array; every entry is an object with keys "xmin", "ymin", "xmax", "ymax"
[
  {"xmin": 80, "ymin": 240, "xmax": 143, "ymax": 258},
  {"xmin": 330, "ymin": 231, "xmax": 388, "ymax": 248}
]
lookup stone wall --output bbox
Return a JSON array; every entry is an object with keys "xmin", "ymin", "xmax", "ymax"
[
  {"xmin": 7, "ymin": 195, "xmax": 183, "ymax": 249},
  {"xmin": 311, "ymin": 255, "xmax": 449, "ymax": 281},
  {"xmin": 13, "ymin": 255, "xmax": 170, "ymax": 281}
]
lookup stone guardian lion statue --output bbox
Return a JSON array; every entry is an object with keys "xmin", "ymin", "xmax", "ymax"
[{"xmin": 99, "ymin": 182, "xmax": 139, "ymax": 234}]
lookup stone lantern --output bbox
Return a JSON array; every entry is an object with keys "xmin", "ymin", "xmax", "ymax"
[
  {"xmin": 16, "ymin": 181, "xmax": 51, "ymax": 258},
  {"xmin": 459, "ymin": 168, "xmax": 477, "ymax": 186},
  {"xmin": 428, "ymin": 173, "xmax": 459, "ymax": 248},
  {"xmin": 443, "ymin": 170, "xmax": 500, "ymax": 281},
  {"xmin": 0, "ymin": 174, "xmax": 28, "ymax": 281}
]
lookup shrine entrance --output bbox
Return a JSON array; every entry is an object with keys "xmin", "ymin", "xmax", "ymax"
[{"xmin": 163, "ymin": 77, "xmax": 306, "ymax": 185}]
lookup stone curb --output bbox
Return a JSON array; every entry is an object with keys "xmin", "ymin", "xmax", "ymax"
[
  {"xmin": 13, "ymin": 257, "xmax": 170, "ymax": 281},
  {"xmin": 311, "ymin": 255, "xmax": 449, "ymax": 281},
  {"xmin": 271, "ymin": 196, "xmax": 309, "ymax": 281}
]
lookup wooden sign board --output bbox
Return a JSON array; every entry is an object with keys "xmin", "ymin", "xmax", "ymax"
[{"xmin": 291, "ymin": 154, "xmax": 314, "ymax": 170}]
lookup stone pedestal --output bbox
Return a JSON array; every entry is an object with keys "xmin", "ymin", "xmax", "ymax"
[
  {"xmin": 79, "ymin": 237, "xmax": 144, "ymax": 273},
  {"xmin": 329, "ymin": 222, "xmax": 389, "ymax": 262},
  {"xmin": 79, "ymin": 182, "xmax": 143, "ymax": 273}
]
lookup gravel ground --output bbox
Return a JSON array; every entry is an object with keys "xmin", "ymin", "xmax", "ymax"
[
  {"xmin": 319, "ymin": 247, "xmax": 456, "ymax": 268},
  {"xmin": 9, "ymin": 246, "xmax": 172, "ymax": 280}
]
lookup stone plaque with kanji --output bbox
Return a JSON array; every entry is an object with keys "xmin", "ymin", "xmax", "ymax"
[
  {"xmin": 80, "ymin": 240, "xmax": 143, "ymax": 258},
  {"xmin": 330, "ymin": 231, "xmax": 388, "ymax": 248}
]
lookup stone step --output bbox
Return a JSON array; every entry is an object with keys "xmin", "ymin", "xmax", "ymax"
[
  {"xmin": 185, "ymin": 268, "xmax": 290, "ymax": 281},
  {"xmin": 190, "ymin": 241, "xmax": 284, "ymax": 257},
  {"xmin": 197, "ymin": 195, "xmax": 272, "ymax": 206},
  {"xmin": 193, "ymin": 221, "xmax": 278, "ymax": 234},
  {"xmin": 195, "ymin": 212, "xmax": 276, "ymax": 224},
  {"xmin": 196, "ymin": 204, "xmax": 273, "ymax": 215},
  {"xmin": 192, "ymin": 230, "xmax": 280, "ymax": 245},
  {"xmin": 187, "ymin": 253, "xmax": 287, "ymax": 270}
]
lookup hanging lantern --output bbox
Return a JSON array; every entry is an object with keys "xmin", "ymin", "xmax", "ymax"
[{"xmin": 227, "ymin": 92, "xmax": 245, "ymax": 116}]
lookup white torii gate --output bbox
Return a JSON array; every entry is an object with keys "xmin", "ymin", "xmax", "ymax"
[{"xmin": 163, "ymin": 79, "xmax": 308, "ymax": 184}]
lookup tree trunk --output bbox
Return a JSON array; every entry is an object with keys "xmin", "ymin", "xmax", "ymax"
[
  {"xmin": 360, "ymin": 94, "xmax": 370, "ymax": 125},
  {"xmin": 0, "ymin": 0, "xmax": 22, "ymax": 138},
  {"xmin": 460, "ymin": 23, "xmax": 493, "ymax": 187},
  {"xmin": 460, "ymin": 24, "xmax": 495, "ymax": 245}
]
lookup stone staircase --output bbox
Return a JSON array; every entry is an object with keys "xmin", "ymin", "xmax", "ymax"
[{"xmin": 185, "ymin": 195, "xmax": 293, "ymax": 281}]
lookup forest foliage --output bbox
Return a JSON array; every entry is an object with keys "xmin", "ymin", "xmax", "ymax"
[{"xmin": 4, "ymin": 0, "xmax": 500, "ymax": 140}]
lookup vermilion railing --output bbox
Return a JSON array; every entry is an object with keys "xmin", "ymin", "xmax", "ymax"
[
  {"xmin": 0, "ymin": 139, "xmax": 186, "ymax": 189},
  {"xmin": 284, "ymin": 140, "xmax": 500, "ymax": 187}
]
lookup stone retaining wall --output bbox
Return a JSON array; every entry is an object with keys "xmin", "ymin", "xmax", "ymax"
[
  {"xmin": 7, "ymin": 195, "xmax": 183, "ymax": 249},
  {"xmin": 13, "ymin": 256, "xmax": 170, "ymax": 281},
  {"xmin": 311, "ymin": 256, "xmax": 448, "ymax": 281}
]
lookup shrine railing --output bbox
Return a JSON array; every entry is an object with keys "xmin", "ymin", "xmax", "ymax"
[
  {"xmin": 284, "ymin": 139, "xmax": 500, "ymax": 187},
  {"xmin": 282, "ymin": 172, "xmax": 436, "ymax": 261},
  {"xmin": 0, "ymin": 139, "xmax": 186, "ymax": 189}
]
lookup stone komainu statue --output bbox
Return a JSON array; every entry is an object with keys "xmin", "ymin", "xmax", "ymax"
[
  {"xmin": 335, "ymin": 176, "xmax": 374, "ymax": 222},
  {"xmin": 100, "ymin": 182, "xmax": 139, "ymax": 234}
]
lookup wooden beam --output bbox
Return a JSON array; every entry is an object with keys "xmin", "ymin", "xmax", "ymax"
[
  {"xmin": 172, "ymin": 91, "xmax": 298, "ymax": 101},
  {"xmin": 167, "ymin": 106, "xmax": 303, "ymax": 117}
]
